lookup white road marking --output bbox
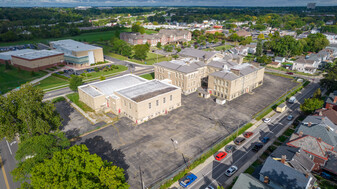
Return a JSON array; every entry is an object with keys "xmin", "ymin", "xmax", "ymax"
[{"xmin": 5, "ymin": 140, "xmax": 12, "ymax": 155}]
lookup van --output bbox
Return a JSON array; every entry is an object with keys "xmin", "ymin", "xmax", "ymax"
[{"xmin": 288, "ymin": 96, "xmax": 296, "ymax": 104}]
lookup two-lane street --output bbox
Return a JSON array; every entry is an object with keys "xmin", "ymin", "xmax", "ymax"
[{"xmin": 0, "ymin": 139, "xmax": 20, "ymax": 189}]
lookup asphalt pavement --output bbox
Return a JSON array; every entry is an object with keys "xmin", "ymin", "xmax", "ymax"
[
  {"xmin": 179, "ymin": 81, "xmax": 320, "ymax": 189},
  {"xmin": 0, "ymin": 139, "xmax": 20, "ymax": 189}
]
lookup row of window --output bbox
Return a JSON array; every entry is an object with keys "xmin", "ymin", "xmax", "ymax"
[
  {"xmin": 214, "ymin": 85, "xmax": 229, "ymax": 93},
  {"xmin": 149, "ymin": 95, "xmax": 173, "ymax": 109},
  {"xmin": 214, "ymin": 78, "xmax": 229, "ymax": 87}
]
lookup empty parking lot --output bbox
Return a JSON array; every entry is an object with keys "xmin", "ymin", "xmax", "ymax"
[{"xmin": 74, "ymin": 73, "xmax": 298, "ymax": 188}]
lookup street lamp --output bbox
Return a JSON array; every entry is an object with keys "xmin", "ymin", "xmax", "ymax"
[{"xmin": 171, "ymin": 138, "xmax": 178, "ymax": 150}]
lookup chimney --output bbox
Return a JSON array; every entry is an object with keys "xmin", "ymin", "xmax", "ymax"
[
  {"xmin": 296, "ymin": 152, "xmax": 300, "ymax": 156},
  {"xmin": 319, "ymin": 111, "xmax": 323, "ymax": 116},
  {"xmin": 308, "ymin": 122, "xmax": 312, "ymax": 127},
  {"xmin": 305, "ymin": 172, "xmax": 309, "ymax": 178},
  {"xmin": 299, "ymin": 131, "xmax": 303, "ymax": 137},
  {"xmin": 264, "ymin": 176, "xmax": 270, "ymax": 184},
  {"xmin": 328, "ymin": 105, "xmax": 333, "ymax": 110},
  {"xmin": 334, "ymin": 96, "xmax": 337, "ymax": 103},
  {"xmin": 318, "ymin": 137, "xmax": 322, "ymax": 142},
  {"xmin": 281, "ymin": 155, "xmax": 286, "ymax": 164},
  {"xmin": 231, "ymin": 68, "xmax": 240, "ymax": 76}
]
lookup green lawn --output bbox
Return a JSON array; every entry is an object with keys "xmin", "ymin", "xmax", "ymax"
[
  {"xmin": 140, "ymin": 73, "xmax": 155, "ymax": 80},
  {"xmin": 0, "ymin": 29, "xmax": 157, "ymax": 47},
  {"xmin": 0, "ymin": 64, "xmax": 47, "ymax": 94},
  {"xmin": 278, "ymin": 135, "xmax": 288, "ymax": 143},
  {"xmin": 244, "ymin": 166, "xmax": 255, "ymax": 175},
  {"xmin": 36, "ymin": 75, "xmax": 68, "ymax": 90},
  {"xmin": 66, "ymin": 93, "xmax": 94, "ymax": 112},
  {"xmin": 83, "ymin": 65, "xmax": 128, "ymax": 80},
  {"xmin": 105, "ymin": 50, "xmax": 172, "ymax": 65}
]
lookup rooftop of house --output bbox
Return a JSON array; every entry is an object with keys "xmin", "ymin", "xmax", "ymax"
[
  {"xmin": 50, "ymin": 39, "xmax": 101, "ymax": 52},
  {"xmin": 12, "ymin": 50, "xmax": 63, "ymax": 60},
  {"xmin": 232, "ymin": 173, "xmax": 272, "ymax": 189},
  {"xmin": 0, "ymin": 49, "xmax": 35, "ymax": 60},
  {"xmin": 236, "ymin": 30, "xmax": 251, "ymax": 37},
  {"xmin": 324, "ymin": 151, "xmax": 337, "ymax": 174},
  {"xmin": 115, "ymin": 80, "xmax": 179, "ymax": 102},
  {"xmin": 295, "ymin": 57, "xmax": 316, "ymax": 64},
  {"xmin": 210, "ymin": 63, "xmax": 262, "ymax": 81},
  {"xmin": 275, "ymin": 56, "xmax": 285, "ymax": 61},
  {"xmin": 287, "ymin": 134, "xmax": 334, "ymax": 160},
  {"xmin": 315, "ymin": 108, "xmax": 337, "ymax": 126},
  {"xmin": 326, "ymin": 91, "xmax": 337, "ymax": 105},
  {"xmin": 259, "ymin": 157, "xmax": 313, "ymax": 189},
  {"xmin": 154, "ymin": 59, "xmax": 205, "ymax": 73},
  {"xmin": 178, "ymin": 48, "xmax": 218, "ymax": 60}
]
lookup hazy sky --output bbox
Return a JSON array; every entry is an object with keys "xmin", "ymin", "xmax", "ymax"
[{"xmin": 0, "ymin": 0, "xmax": 336, "ymax": 7}]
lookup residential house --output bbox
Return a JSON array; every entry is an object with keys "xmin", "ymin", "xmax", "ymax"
[
  {"xmin": 259, "ymin": 157, "xmax": 316, "ymax": 189},
  {"xmin": 325, "ymin": 91, "xmax": 337, "ymax": 111},
  {"xmin": 275, "ymin": 56, "xmax": 286, "ymax": 63},
  {"xmin": 230, "ymin": 46, "xmax": 249, "ymax": 56},
  {"xmin": 232, "ymin": 173, "xmax": 272, "ymax": 189},
  {"xmin": 323, "ymin": 151, "xmax": 337, "ymax": 177},
  {"xmin": 292, "ymin": 57, "xmax": 319, "ymax": 74},
  {"xmin": 326, "ymin": 44, "xmax": 337, "ymax": 58},
  {"xmin": 268, "ymin": 61, "xmax": 281, "ymax": 68},
  {"xmin": 236, "ymin": 30, "xmax": 251, "ymax": 37},
  {"xmin": 246, "ymin": 43, "xmax": 257, "ymax": 54},
  {"xmin": 323, "ymin": 33, "xmax": 337, "ymax": 44},
  {"xmin": 315, "ymin": 108, "xmax": 337, "ymax": 126}
]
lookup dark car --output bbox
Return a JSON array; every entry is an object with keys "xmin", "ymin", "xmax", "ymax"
[
  {"xmin": 244, "ymin": 132, "xmax": 253, "ymax": 138},
  {"xmin": 286, "ymin": 72, "xmax": 294, "ymax": 75},
  {"xmin": 234, "ymin": 137, "xmax": 246, "ymax": 145},
  {"xmin": 252, "ymin": 143, "xmax": 263, "ymax": 152},
  {"xmin": 225, "ymin": 145, "xmax": 236, "ymax": 153},
  {"xmin": 262, "ymin": 137, "xmax": 270, "ymax": 144}
]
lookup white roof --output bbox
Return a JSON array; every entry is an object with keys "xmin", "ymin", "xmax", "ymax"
[
  {"xmin": 12, "ymin": 50, "xmax": 63, "ymax": 60},
  {"xmin": 0, "ymin": 49, "xmax": 35, "ymax": 60},
  {"xmin": 50, "ymin": 39, "xmax": 101, "ymax": 52}
]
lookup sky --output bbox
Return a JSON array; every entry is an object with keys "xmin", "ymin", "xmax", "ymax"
[{"xmin": 0, "ymin": 0, "xmax": 336, "ymax": 7}]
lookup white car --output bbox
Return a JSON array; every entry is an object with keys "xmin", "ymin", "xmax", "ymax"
[
  {"xmin": 205, "ymin": 186, "xmax": 215, "ymax": 189},
  {"xmin": 263, "ymin": 118, "xmax": 271, "ymax": 123},
  {"xmin": 225, "ymin": 165, "xmax": 238, "ymax": 177}
]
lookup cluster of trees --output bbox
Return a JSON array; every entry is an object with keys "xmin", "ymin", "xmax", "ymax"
[
  {"xmin": 0, "ymin": 85, "xmax": 129, "ymax": 188},
  {"xmin": 131, "ymin": 24, "xmax": 145, "ymax": 34},
  {"xmin": 192, "ymin": 30, "xmax": 226, "ymax": 46},
  {"xmin": 321, "ymin": 62, "xmax": 337, "ymax": 92},
  {"xmin": 300, "ymin": 88, "xmax": 324, "ymax": 114},
  {"xmin": 109, "ymin": 37, "xmax": 149, "ymax": 61},
  {"xmin": 321, "ymin": 25, "xmax": 337, "ymax": 34},
  {"xmin": 228, "ymin": 34, "xmax": 253, "ymax": 45}
]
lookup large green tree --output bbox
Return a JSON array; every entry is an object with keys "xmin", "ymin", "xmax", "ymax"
[
  {"xmin": 320, "ymin": 64, "xmax": 337, "ymax": 92},
  {"xmin": 131, "ymin": 24, "xmax": 145, "ymax": 34},
  {"xmin": 69, "ymin": 75, "xmax": 83, "ymax": 92},
  {"xmin": 0, "ymin": 84, "xmax": 62, "ymax": 141},
  {"xmin": 133, "ymin": 44, "xmax": 149, "ymax": 61},
  {"xmin": 27, "ymin": 145, "xmax": 129, "ymax": 189},
  {"xmin": 12, "ymin": 132, "xmax": 70, "ymax": 182},
  {"xmin": 300, "ymin": 98, "xmax": 324, "ymax": 114},
  {"xmin": 305, "ymin": 33, "xmax": 330, "ymax": 53}
]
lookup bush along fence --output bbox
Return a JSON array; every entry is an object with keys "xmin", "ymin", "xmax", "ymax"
[{"xmin": 149, "ymin": 122, "xmax": 253, "ymax": 189}]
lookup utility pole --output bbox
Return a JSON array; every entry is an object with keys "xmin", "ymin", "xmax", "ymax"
[
  {"xmin": 139, "ymin": 165, "xmax": 145, "ymax": 189},
  {"xmin": 182, "ymin": 153, "xmax": 188, "ymax": 168}
]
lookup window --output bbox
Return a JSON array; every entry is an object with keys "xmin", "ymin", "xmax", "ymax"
[
  {"xmin": 170, "ymin": 95, "xmax": 172, "ymax": 101},
  {"xmin": 149, "ymin": 103, "xmax": 151, "ymax": 109},
  {"xmin": 163, "ymin": 97, "xmax": 166, "ymax": 103},
  {"xmin": 156, "ymin": 100, "xmax": 159, "ymax": 106},
  {"xmin": 129, "ymin": 103, "xmax": 131, "ymax": 109}
]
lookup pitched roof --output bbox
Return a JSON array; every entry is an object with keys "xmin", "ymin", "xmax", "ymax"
[
  {"xmin": 259, "ymin": 157, "xmax": 312, "ymax": 189},
  {"xmin": 210, "ymin": 63, "xmax": 261, "ymax": 81},
  {"xmin": 178, "ymin": 48, "xmax": 217, "ymax": 60},
  {"xmin": 287, "ymin": 134, "xmax": 334, "ymax": 160},
  {"xmin": 315, "ymin": 109, "xmax": 337, "ymax": 125},
  {"xmin": 295, "ymin": 57, "xmax": 316, "ymax": 64},
  {"xmin": 326, "ymin": 91, "xmax": 337, "ymax": 105},
  {"xmin": 236, "ymin": 30, "xmax": 251, "ymax": 37},
  {"xmin": 154, "ymin": 60, "xmax": 205, "ymax": 73},
  {"xmin": 232, "ymin": 173, "xmax": 272, "ymax": 189},
  {"xmin": 324, "ymin": 151, "xmax": 337, "ymax": 174}
]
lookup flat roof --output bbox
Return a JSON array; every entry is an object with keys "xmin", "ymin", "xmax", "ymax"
[
  {"xmin": 116, "ymin": 80, "xmax": 179, "ymax": 102},
  {"xmin": 0, "ymin": 49, "xmax": 35, "ymax": 60},
  {"xmin": 50, "ymin": 39, "xmax": 101, "ymax": 52},
  {"xmin": 12, "ymin": 50, "xmax": 63, "ymax": 60}
]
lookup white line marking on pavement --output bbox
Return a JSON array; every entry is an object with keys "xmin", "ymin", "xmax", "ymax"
[{"xmin": 6, "ymin": 140, "xmax": 12, "ymax": 155}]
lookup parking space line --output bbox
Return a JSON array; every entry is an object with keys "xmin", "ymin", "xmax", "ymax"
[{"xmin": 0, "ymin": 155, "xmax": 10, "ymax": 189}]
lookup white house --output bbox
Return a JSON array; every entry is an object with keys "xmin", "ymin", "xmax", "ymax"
[
  {"xmin": 275, "ymin": 57, "xmax": 286, "ymax": 63},
  {"xmin": 323, "ymin": 33, "xmax": 337, "ymax": 44},
  {"xmin": 292, "ymin": 57, "xmax": 319, "ymax": 74}
]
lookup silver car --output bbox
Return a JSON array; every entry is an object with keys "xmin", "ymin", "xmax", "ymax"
[{"xmin": 225, "ymin": 165, "xmax": 238, "ymax": 177}]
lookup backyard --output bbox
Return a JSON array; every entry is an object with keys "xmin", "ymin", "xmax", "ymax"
[
  {"xmin": 0, "ymin": 64, "xmax": 47, "ymax": 94},
  {"xmin": 140, "ymin": 73, "xmax": 155, "ymax": 80}
]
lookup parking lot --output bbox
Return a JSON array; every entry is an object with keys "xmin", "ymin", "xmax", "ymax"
[{"xmin": 73, "ymin": 73, "xmax": 298, "ymax": 188}]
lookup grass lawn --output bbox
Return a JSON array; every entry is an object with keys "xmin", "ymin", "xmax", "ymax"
[
  {"xmin": 278, "ymin": 135, "xmax": 288, "ymax": 143},
  {"xmin": 244, "ymin": 166, "xmax": 255, "ymax": 175},
  {"xmin": 203, "ymin": 44, "xmax": 233, "ymax": 52},
  {"xmin": 0, "ymin": 29, "xmax": 157, "ymax": 47},
  {"xmin": 83, "ymin": 65, "xmax": 128, "ymax": 80},
  {"xmin": 268, "ymin": 145, "xmax": 277, "ymax": 152},
  {"xmin": 283, "ymin": 128, "xmax": 295, "ymax": 137},
  {"xmin": 140, "ymin": 73, "xmax": 155, "ymax": 80},
  {"xmin": 0, "ymin": 64, "xmax": 47, "ymax": 94},
  {"xmin": 66, "ymin": 93, "xmax": 94, "ymax": 112},
  {"xmin": 36, "ymin": 75, "xmax": 69, "ymax": 90},
  {"xmin": 273, "ymin": 141, "xmax": 282, "ymax": 146},
  {"xmin": 252, "ymin": 159, "xmax": 263, "ymax": 167},
  {"xmin": 106, "ymin": 50, "xmax": 172, "ymax": 65}
]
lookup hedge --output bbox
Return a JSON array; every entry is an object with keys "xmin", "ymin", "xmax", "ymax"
[{"xmin": 51, "ymin": 73, "xmax": 70, "ymax": 81}]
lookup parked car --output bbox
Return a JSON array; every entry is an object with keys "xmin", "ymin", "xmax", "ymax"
[
  {"xmin": 225, "ymin": 145, "xmax": 236, "ymax": 153},
  {"xmin": 215, "ymin": 151, "xmax": 227, "ymax": 161},
  {"xmin": 288, "ymin": 96, "xmax": 296, "ymax": 104},
  {"xmin": 287, "ymin": 115, "xmax": 293, "ymax": 121},
  {"xmin": 225, "ymin": 165, "xmax": 238, "ymax": 177},
  {"xmin": 286, "ymin": 72, "xmax": 294, "ymax": 75},
  {"xmin": 205, "ymin": 186, "xmax": 215, "ymax": 189},
  {"xmin": 244, "ymin": 132, "xmax": 254, "ymax": 138},
  {"xmin": 262, "ymin": 137, "xmax": 270, "ymax": 144},
  {"xmin": 180, "ymin": 174, "xmax": 197, "ymax": 188},
  {"xmin": 263, "ymin": 118, "xmax": 271, "ymax": 123},
  {"xmin": 234, "ymin": 137, "xmax": 246, "ymax": 145},
  {"xmin": 252, "ymin": 143, "xmax": 263, "ymax": 152}
]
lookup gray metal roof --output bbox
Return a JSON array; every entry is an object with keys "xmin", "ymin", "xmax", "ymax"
[
  {"xmin": 260, "ymin": 157, "xmax": 311, "ymax": 189},
  {"xmin": 232, "ymin": 173, "xmax": 272, "ymax": 189},
  {"xmin": 0, "ymin": 49, "xmax": 35, "ymax": 60},
  {"xmin": 80, "ymin": 85, "xmax": 103, "ymax": 97},
  {"xmin": 324, "ymin": 151, "xmax": 337, "ymax": 174},
  {"xmin": 326, "ymin": 91, "xmax": 337, "ymax": 105},
  {"xmin": 210, "ymin": 71, "xmax": 238, "ymax": 81},
  {"xmin": 12, "ymin": 50, "xmax": 63, "ymax": 60},
  {"xmin": 178, "ymin": 48, "xmax": 217, "ymax": 60},
  {"xmin": 210, "ymin": 63, "xmax": 260, "ymax": 81},
  {"xmin": 50, "ymin": 39, "xmax": 101, "ymax": 52},
  {"xmin": 155, "ymin": 60, "xmax": 205, "ymax": 73},
  {"xmin": 116, "ymin": 80, "xmax": 179, "ymax": 102}
]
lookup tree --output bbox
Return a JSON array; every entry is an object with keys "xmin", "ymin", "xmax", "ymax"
[
  {"xmin": 26, "ymin": 145, "xmax": 129, "ymax": 189},
  {"xmin": 256, "ymin": 41, "xmax": 263, "ymax": 56},
  {"xmin": 133, "ymin": 44, "xmax": 149, "ymax": 61},
  {"xmin": 5, "ymin": 60, "xmax": 11, "ymax": 70},
  {"xmin": 172, "ymin": 54, "xmax": 179, "ymax": 59},
  {"xmin": 313, "ymin": 88, "xmax": 322, "ymax": 99},
  {"xmin": 300, "ymin": 98, "xmax": 324, "ymax": 114},
  {"xmin": 256, "ymin": 55, "xmax": 272, "ymax": 64},
  {"xmin": 12, "ymin": 132, "xmax": 70, "ymax": 182},
  {"xmin": 0, "ymin": 84, "xmax": 62, "ymax": 141},
  {"xmin": 100, "ymin": 76, "xmax": 106, "ymax": 80},
  {"xmin": 156, "ymin": 42, "xmax": 162, "ymax": 48},
  {"xmin": 320, "ymin": 64, "xmax": 337, "ymax": 92},
  {"xmin": 305, "ymin": 33, "xmax": 330, "ymax": 53},
  {"xmin": 69, "ymin": 75, "xmax": 83, "ymax": 92},
  {"xmin": 176, "ymin": 47, "xmax": 181, "ymax": 53},
  {"xmin": 131, "ymin": 24, "xmax": 145, "ymax": 34},
  {"xmin": 257, "ymin": 33, "xmax": 265, "ymax": 39},
  {"xmin": 163, "ymin": 45, "xmax": 173, "ymax": 52}
]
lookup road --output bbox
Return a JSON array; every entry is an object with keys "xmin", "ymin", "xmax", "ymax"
[
  {"xmin": 182, "ymin": 81, "xmax": 319, "ymax": 189},
  {"xmin": 0, "ymin": 139, "xmax": 20, "ymax": 189}
]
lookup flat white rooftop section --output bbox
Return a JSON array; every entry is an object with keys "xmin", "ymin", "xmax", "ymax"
[
  {"xmin": 79, "ymin": 74, "xmax": 148, "ymax": 97},
  {"xmin": 0, "ymin": 49, "xmax": 35, "ymax": 60},
  {"xmin": 13, "ymin": 50, "xmax": 63, "ymax": 60},
  {"xmin": 50, "ymin": 39, "xmax": 101, "ymax": 52}
]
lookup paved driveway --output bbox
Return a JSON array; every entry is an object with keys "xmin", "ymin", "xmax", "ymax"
[{"xmin": 74, "ymin": 74, "xmax": 298, "ymax": 188}]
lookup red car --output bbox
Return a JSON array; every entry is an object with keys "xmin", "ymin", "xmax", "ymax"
[
  {"xmin": 244, "ymin": 132, "xmax": 254, "ymax": 138},
  {"xmin": 215, "ymin": 151, "xmax": 227, "ymax": 161},
  {"xmin": 286, "ymin": 72, "xmax": 294, "ymax": 75}
]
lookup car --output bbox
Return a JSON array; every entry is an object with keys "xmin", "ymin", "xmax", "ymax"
[
  {"xmin": 244, "ymin": 132, "xmax": 254, "ymax": 138},
  {"xmin": 287, "ymin": 115, "xmax": 293, "ymax": 121},
  {"xmin": 262, "ymin": 137, "xmax": 270, "ymax": 144},
  {"xmin": 234, "ymin": 137, "xmax": 246, "ymax": 145},
  {"xmin": 286, "ymin": 72, "xmax": 294, "ymax": 75},
  {"xmin": 225, "ymin": 165, "xmax": 238, "ymax": 177},
  {"xmin": 180, "ymin": 174, "xmax": 197, "ymax": 188},
  {"xmin": 225, "ymin": 145, "xmax": 236, "ymax": 153},
  {"xmin": 215, "ymin": 151, "xmax": 227, "ymax": 161},
  {"xmin": 263, "ymin": 118, "xmax": 271, "ymax": 123},
  {"xmin": 205, "ymin": 186, "xmax": 215, "ymax": 189},
  {"xmin": 252, "ymin": 143, "xmax": 263, "ymax": 152}
]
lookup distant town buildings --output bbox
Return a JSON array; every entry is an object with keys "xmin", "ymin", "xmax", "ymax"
[
  {"xmin": 120, "ymin": 29, "xmax": 191, "ymax": 46},
  {"xmin": 50, "ymin": 39, "xmax": 104, "ymax": 67},
  {"xmin": 307, "ymin": 3, "xmax": 316, "ymax": 9},
  {"xmin": 78, "ymin": 74, "xmax": 181, "ymax": 124},
  {"xmin": 323, "ymin": 33, "xmax": 337, "ymax": 44}
]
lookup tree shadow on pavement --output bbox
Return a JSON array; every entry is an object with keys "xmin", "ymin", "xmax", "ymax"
[{"xmin": 80, "ymin": 136, "xmax": 130, "ymax": 180}]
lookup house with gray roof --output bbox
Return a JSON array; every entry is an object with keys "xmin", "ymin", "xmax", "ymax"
[
  {"xmin": 178, "ymin": 48, "xmax": 223, "ymax": 63},
  {"xmin": 232, "ymin": 173, "xmax": 272, "ymax": 189},
  {"xmin": 275, "ymin": 56, "xmax": 286, "ymax": 63},
  {"xmin": 259, "ymin": 157, "xmax": 316, "ymax": 189},
  {"xmin": 292, "ymin": 57, "xmax": 319, "ymax": 74},
  {"xmin": 325, "ymin": 91, "xmax": 337, "ymax": 111}
]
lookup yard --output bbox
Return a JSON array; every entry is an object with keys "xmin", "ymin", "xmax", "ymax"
[
  {"xmin": 36, "ymin": 75, "xmax": 68, "ymax": 90},
  {"xmin": 66, "ymin": 93, "xmax": 94, "ymax": 112},
  {"xmin": 0, "ymin": 64, "xmax": 47, "ymax": 94},
  {"xmin": 203, "ymin": 44, "xmax": 233, "ymax": 52},
  {"xmin": 140, "ymin": 73, "xmax": 154, "ymax": 80}
]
